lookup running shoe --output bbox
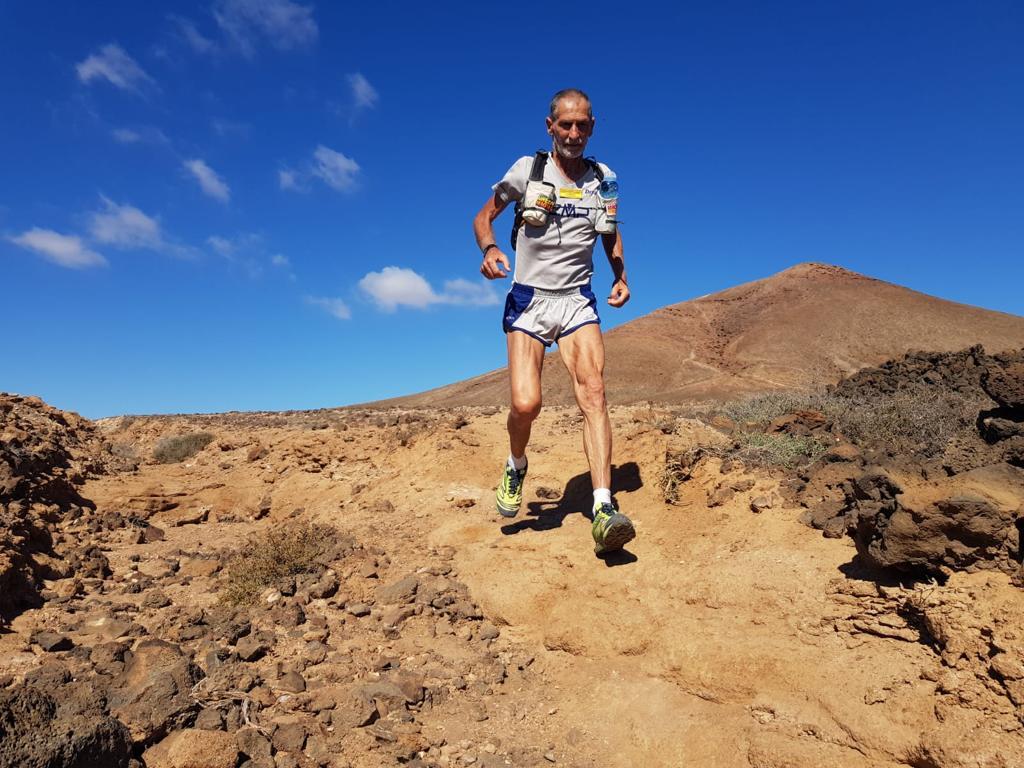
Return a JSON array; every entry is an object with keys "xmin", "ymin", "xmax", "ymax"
[
  {"xmin": 495, "ymin": 462, "xmax": 527, "ymax": 518},
  {"xmin": 591, "ymin": 501, "xmax": 636, "ymax": 554}
]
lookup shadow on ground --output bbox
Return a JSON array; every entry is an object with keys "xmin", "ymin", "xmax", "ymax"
[{"xmin": 501, "ymin": 462, "xmax": 643, "ymax": 546}]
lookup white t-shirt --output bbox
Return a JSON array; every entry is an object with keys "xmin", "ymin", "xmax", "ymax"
[{"xmin": 493, "ymin": 155, "xmax": 614, "ymax": 290}]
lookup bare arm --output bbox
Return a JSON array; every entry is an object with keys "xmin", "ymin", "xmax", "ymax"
[
  {"xmin": 602, "ymin": 230, "xmax": 630, "ymax": 307},
  {"xmin": 474, "ymin": 192, "xmax": 513, "ymax": 279}
]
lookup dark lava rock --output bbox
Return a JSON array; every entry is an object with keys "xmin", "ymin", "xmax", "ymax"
[
  {"xmin": 0, "ymin": 684, "xmax": 132, "ymax": 768},
  {"xmin": 855, "ymin": 486, "xmax": 1021, "ymax": 577},
  {"xmin": 31, "ymin": 631, "xmax": 73, "ymax": 652},
  {"xmin": 108, "ymin": 639, "xmax": 204, "ymax": 744},
  {"xmin": 982, "ymin": 361, "xmax": 1024, "ymax": 410},
  {"xmin": 271, "ymin": 720, "xmax": 307, "ymax": 753}
]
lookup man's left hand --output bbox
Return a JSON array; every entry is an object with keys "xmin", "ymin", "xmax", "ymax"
[{"xmin": 608, "ymin": 279, "xmax": 630, "ymax": 307}]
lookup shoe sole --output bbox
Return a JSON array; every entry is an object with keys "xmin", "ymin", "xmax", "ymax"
[
  {"xmin": 595, "ymin": 515, "xmax": 636, "ymax": 554},
  {"xmin": 496, "ymin": 499, "xmax": 521, "ymax": 518}
]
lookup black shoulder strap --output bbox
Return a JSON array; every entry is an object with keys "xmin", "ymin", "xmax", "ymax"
[
  {"xmin": 511, "ymin": 150, "xmax": 549, "ymax": 251},
  {"xmin": 585, "ymin": 156, "xmax": 604, "ymax": 181}
]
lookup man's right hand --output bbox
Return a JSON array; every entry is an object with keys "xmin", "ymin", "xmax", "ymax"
[{"xmin": 480, "ymin": 248, "xmax": 511, "ymax": 279}]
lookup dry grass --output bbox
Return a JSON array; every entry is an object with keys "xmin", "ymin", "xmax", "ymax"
[
  {"xmin": 220, "ymin": 521, "xmax": 335, "ymax": 606},
  {"xmin": 153, "ymin": 432, "xmax": 214, "ymax": 463}
]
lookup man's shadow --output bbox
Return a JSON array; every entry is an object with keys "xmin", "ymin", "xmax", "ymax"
[{"xmin": 501, "ymin": 461, "xmax": 643, "ymax": 565}]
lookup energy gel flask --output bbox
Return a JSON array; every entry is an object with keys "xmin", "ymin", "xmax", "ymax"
[{"xmin": 595, "ymin": 172, "xmax": 618, "ymax": 234}]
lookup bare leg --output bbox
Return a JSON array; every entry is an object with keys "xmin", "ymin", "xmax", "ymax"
[
  {"xmin": 506, "ymin": 331, "xmax": 545, "ymax": 458},
  {"xmin": 556, "ymin": 324, "xmax": 611, "ymax": 490}
]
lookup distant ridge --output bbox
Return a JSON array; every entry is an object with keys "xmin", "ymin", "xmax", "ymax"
[{"xmin": 373, "ymin": 263, "xmax": 1024, "ymax": 407}]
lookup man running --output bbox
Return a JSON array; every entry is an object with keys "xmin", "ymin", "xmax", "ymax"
[{"xmin": 472, "ymin": 88, "xmax": 636, "ymax": 555}]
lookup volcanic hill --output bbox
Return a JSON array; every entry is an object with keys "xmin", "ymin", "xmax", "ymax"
[{"xmin": 381, "ymin": 262, "xmax": 1024, "ymax": 407}]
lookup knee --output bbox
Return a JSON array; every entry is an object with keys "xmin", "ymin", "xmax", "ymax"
[
  {"xmin": 510, "ymin": 395, "xmax": 542, "ymax": 421},
  {"xmin": 576, "ymin": 376, "xmax": 606, "ymax": 413}
]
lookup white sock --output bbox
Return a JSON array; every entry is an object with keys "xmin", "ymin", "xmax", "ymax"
[
  {"xmin": 593, "ymin": 488, "xmax": 612, "ymax": 507},
  {"xmin": 508, "ymin": 453, "xmax": 527, "ymax": 471}
]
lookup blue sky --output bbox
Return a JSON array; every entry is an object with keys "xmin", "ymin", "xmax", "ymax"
[{"xmin": 2, "ymin": 1, "xmax": 1022, "ymax": 418}]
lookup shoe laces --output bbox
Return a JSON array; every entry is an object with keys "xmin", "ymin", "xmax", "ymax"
[
  {"xmin": 594, "ymin": 502, "xmax": 617, "ymax": 519},
  {"xmin": 505, "ymin": 466, "xmax": 525, "ymax": 494}
]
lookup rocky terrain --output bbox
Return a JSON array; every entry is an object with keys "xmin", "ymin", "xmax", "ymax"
[{"xmin": 3, "ymin": 345, "xmax": 1024, "ymax": 767}]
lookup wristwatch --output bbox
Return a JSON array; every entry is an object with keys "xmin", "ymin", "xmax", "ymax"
[{"xmin": 481, "ymin": 243, "xmax": 499, "ymax": 255}]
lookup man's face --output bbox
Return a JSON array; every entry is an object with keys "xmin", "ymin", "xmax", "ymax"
[{"xmin": 547, "ymin": 97, "xmax": 594, "ymax": 160}]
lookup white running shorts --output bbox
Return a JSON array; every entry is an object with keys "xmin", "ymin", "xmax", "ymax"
[{"xmin": 502, "ymin": 283, "xmax": 601, "ymax": 347}]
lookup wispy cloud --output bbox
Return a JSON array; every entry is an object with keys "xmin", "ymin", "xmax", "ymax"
[
  {"xmin": 184, "ymin": 159, "xmax": 231, "ymax": 202},
  {"xmin": 76, "ymin": 44, "xmax": 155, "ymax": 93},
  {"xmin": 8, "ymin": 228, "xmax": 107, "ymax": 269},
  {"xmin": 306, "ymin": 296, "xmax": 351, "ymax": 320},
  {"xmin": 278, "ymin": 168, "xmax": 301, "ymax": 191},
  {"xmin": 347, "ymin": 73, "xmax": 378, "ymax": 111},
  {"xmin": 213, "ymin": 0, "xmax": 318, "ymax": 58},
  {"xmin": 111, "ymin": 126, "xmax": 169, "ymax": 145},
  {"xmin": 169, "ymin": 14, "xmax": 219, "ymax": 55},
  {"xmin": 89, "ymin": 197, "xmax": 165, "ymax": 250},
  {"xmin": 358, "ymin": 267, "xmax": 500, "ymax": 312},
  {"xmin": 212, "ymin": 118, "xmax": 250, "ymax": 138},
  {"xmin": 311, "ymin": 146, "xmax": 359, "ymax": 192}
]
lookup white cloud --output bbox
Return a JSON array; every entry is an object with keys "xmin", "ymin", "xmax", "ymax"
[
  {"xmin": 76, "ymin": 44, "xmax": 154, "ymax": 93},
  {"xmin": 213, "ymin": 0, "xmax": 318, "ymax": 57},
  {"xmin": 271, "ymin": 253, "xmax": 290, "ymax": 267},
  {"xmin": 440, "ymin": 277, "xmax": 502, "ymax": 306},
  {"xmin": 89, "ymin": 197, "xmax": 165, "ymax": 251},
  {"xmin": 358, "ymin": 267, "xmax": 500, "ymax": 312},
  {"xmin": 9, "ymin": 228, "xmax": 107, "ymax": 269},
  {"xmin": 207, "ymin": 235, "xmax": 236, "ymax": 256},
  {"xmin": 306, "ymin": 296, "xmax": 351, "ymax": 320},
  {"xmin": 278, "ymin": 168, "xmax": 301, "ymax": 190},
  {"xmin": 169, "ymin": 15, "xmax": 218, "ymax": 55},
  {"xmin": 212, "ymin": 118, "xmax": 250, "ymax": 138},
  {"xmin": 347, "ymin": 73, "xmax": 378, "ymax": 111},
  {"xmin": 311, "ymin": 145, "xmax": 359, "ymax": 192},
  {"xmin": 184, "ymin": 159, "xmax": 231, "ymax": 202}
]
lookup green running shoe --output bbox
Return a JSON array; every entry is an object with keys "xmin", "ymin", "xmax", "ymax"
[
  {"xmin": 495, "ymin": 462, "xmax": 527, "ymax": 518},
  {"xmin": 591, "ymin": 501, "xmax": 636, "ymax": 554}
]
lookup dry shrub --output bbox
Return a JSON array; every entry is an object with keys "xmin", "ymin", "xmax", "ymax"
[
  {"xmin": 660, "ymin": 447, "xmax": 705, "ymax": 504},
  {"xmin": 823, "ymin": 389, "xmax": 981, "ymax": 457},
  {"xmin": 716, "ymin": 387, "xmax": 981, "ymax": 458},
  {"xmin": 220, "ymin": 521, "xmax": 335, "ymax": 605},
  {"xmin": 153, "ymin": 432, "xmax": 214, "ymax": 463},
  {"xmin": 719, "ymin": 391, "xmax": 820, "ymax": 427},
  {"xmin": 732, "ymin": 432, "xmax": 831, "ymax": 468}
]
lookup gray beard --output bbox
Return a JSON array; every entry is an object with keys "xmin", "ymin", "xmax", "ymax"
[{"xmin": 552, "ymin": 139, "xmax": 584, "ymax": 159}]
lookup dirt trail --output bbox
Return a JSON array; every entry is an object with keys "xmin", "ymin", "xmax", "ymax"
[{"xmin": 404, "ymin": 410, "xmax": 946, "ymax": 767}]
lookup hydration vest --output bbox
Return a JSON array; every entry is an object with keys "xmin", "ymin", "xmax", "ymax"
[{"xmin": 511, "ymin": 150, "xmax": 605, "ymax": 252}]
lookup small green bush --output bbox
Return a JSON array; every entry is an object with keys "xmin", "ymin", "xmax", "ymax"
[
  {"xmin": 220, "ymin": 522, "xmax": 334, "ymax": 606},
  {"xmin": 153, "ymin": 432, "xmax": 214, "ymax": 463}
]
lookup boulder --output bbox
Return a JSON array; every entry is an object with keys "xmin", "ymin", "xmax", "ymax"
[
  {"xmin": 982, "ymin": 362, "xmax": 1024, "ymax": 410},
  {"xmin": 142, "ymin": 728, "xmax": 238, "ymax": 768},
  {"xmin": 108, "ymin": 639, "xmax": 204, "ymax": 744},
  {"xmin": 0, "ymin": 685, "xmax": 132, "ymax": 768}
]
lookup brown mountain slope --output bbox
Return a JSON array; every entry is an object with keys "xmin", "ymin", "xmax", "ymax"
[{"xmin": 379, "ymin": 262, "xmax": 1024, "ymax": 407}]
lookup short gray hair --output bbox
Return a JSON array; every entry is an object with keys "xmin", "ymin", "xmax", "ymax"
[{"xmin": 549, "ymin": 88, "xmax": 593, "ymax": 120}]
